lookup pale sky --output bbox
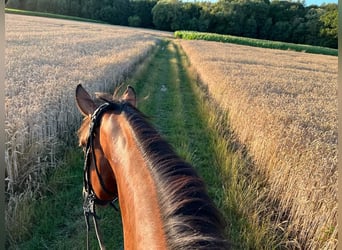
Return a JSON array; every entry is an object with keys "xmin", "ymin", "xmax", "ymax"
[{"xmin": 184, "ymin": 0, "xmax": 338, "ymax": 7}]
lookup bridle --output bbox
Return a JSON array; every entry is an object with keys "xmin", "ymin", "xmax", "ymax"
[{"xmin": 82, "ymin": 101, "xmax": 123, "ymax": 250}]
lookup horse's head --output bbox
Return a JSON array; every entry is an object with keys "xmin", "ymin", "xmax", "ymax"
[
  {"xmin": 75, "ymin": 84, "xmax": 136, "ymax": 204},
  {"xmin": 76, "ymin": 84, "xmax": 229, "ymax": 249}
]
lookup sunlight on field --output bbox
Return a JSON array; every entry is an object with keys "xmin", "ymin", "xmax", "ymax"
[
  {"xmin": 179, "ymin": 40, "xmax": 337, "ymax": 249},
  {"xmin": 5, "ymin": 14, "xmax": 160, "ymax": 243},
  {"xmin": 5, "ymin": 11, "xmax": 337, "ymax": 248}
]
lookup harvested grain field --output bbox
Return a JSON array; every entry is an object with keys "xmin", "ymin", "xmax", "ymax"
[
  {"xmin": 5, "ymin": 14, "xmax": 167, "ymax": 242},
  {"xmin": 179, "ymin": 39, "xmax": 337, "ymax": 249}
]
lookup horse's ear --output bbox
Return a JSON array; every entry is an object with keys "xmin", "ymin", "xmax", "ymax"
[
  {"xmin": 122, "ymin": 85, "xmax": 136, "ymax": 107},
  {"xmin": 75, "ymin": 84, "xmax": 97, "ymax": 116}
]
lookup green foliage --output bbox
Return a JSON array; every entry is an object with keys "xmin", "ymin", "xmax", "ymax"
[
  {"xmin": 128, "ymin": 15, "xmax": 142, "ymax": 27},
  {"xmin": 5, "ymin": 0, "xmax": 337, "ymax": 48},
  {"xmin": 151, "ymin": 0, "xmax": 184, "ymax": 31},
  {"xmin": 130, "ymin": 0, "xmax": 157, "ymax": 28},
  {"xmin": 93, "ymin": 0, "xmax": 130, "ymax": 25},
  {"xmin": 174, "ymin": 31, "xmax": 337, "ymax": 56},
  {"xmin": 151, "ymin": 0, "xmax": 170, "ymax": 30},
  {"xmin": 319, "ymin": 4, "xmax": 338, "ymax": 48},
  {"xmin": 271, "ymin": 21, "xmax": 291, "ymax": 42}
]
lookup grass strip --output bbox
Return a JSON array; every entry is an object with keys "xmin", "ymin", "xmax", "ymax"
[
  {"xmin": 128, "ymin": 40, "xmax": 286, "ymax": 248},
  {"xmin": 175, "ymin": 30, "xmax": 338, "ymax": 56}
]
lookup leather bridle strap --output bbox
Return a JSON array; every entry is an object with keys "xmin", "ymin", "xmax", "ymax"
[
  {"xmin": 84, "ymin": 102, "xmax": 121, "ymax": 198},
  {"xmin": 83, "ymin": 102, "xmax": 122, "ymax": 250},
  {"xmin": 83, "ymin": 192, "xmax": 106, "ymax": 250}
]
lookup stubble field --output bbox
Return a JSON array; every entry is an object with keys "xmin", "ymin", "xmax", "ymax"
[{"xmin": 179, "ymin": 39, "xmax": 337, "ymax": 249}]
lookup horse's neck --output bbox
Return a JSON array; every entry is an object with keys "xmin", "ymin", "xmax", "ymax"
[{"xmin": 100, "ymin": 113, "xmax": 168, "ymax": 250}]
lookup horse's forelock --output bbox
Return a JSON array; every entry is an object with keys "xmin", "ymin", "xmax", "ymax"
[{"xmin": 78, "ymin": 116, "xmax": 91, "ymax": 147}]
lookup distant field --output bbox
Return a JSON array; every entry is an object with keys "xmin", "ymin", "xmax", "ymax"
[
  {"xmin": 179, "ymin": 39, "xmax": 337, "ymax": 249},
  {"xmin": 5, "ymin": 14, "xmax": 161, "ymax": 243}
]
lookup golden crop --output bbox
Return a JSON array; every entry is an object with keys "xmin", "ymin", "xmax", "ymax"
[
  {"xmin": 5, "ymin": 14, "xmax": 160, "ymax": 241},
  {"xmin": 179, "ymin": 40, "xmax": 337, "ymax": 249}
]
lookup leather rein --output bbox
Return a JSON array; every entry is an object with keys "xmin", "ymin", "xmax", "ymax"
[{"xmin": 82, "ymin": 102, "xmax": 122, "ymax": 250}]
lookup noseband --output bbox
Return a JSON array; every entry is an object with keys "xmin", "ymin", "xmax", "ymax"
[{"xmin": 82, "ymin": 101, "xmax": 123, "ymax": 250}]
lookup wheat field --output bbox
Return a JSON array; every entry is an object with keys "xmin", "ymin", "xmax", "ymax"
[
  {"xmin": 6, "ymin": 13, "xmax": 338, "ymax": 248},
  {"xmin": 179, "ymin": 39, "xmax": 337, "ymax": 249},
  {"xmin": 5, "ymin": 14, "xmax": 163, "ymax": 240}
]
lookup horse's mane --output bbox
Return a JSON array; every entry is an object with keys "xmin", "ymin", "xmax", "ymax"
[{"xmin": 120, "ymin": 102, "xmax": 229, "ymax": 249}]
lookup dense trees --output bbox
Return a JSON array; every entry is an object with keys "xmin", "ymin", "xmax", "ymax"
[{"xmin": 6, "ymin": 0, "xmax": 337, "ymax": 48}]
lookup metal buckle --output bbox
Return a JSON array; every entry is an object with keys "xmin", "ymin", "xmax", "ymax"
[{"xmin": 83, "ymin": 192, "xmax": 97, "ymax": 218}]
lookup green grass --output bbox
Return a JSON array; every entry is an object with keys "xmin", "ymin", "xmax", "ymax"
[
  {"xmin": 10, "ymin": 39, "xmax": 286, "ymax": 249},
  {"xmin": 8, "ymin": 148, "xmax": 123, "ymax": 250},
  {"xmin": 128, "ymin": 40, "xmax": 286, "ymax": 248},
  {"xmin": 175, "ymin": 30, "xmax": 338, "ymax": 56},
  {"xmin": 5, "ymin": 8, "xmax": 105, "ymax": 24},
  {"xmin": 7, "ymin": 147, "xmax": 122, "ymax": 249}
]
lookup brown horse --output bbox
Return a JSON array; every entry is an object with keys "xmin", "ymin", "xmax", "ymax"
[{"xmin": 76, "ymin": 84, "xmax": 229, "ymax": 249}]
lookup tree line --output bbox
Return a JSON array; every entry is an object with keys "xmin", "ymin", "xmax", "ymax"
[{"xmin": 6, "ymin": 0, "xmax": 337, "ymax": 48}]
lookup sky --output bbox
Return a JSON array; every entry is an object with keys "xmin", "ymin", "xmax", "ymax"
[
  {"xmin": 185, "ymin": 0, "xmax": 338, "ymax": 6},
  {"xmin": 302, "ymin": 0, "xmax": 337, "ymax": 6}
]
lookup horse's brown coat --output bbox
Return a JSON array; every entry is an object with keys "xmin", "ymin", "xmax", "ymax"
[{"xmin": 76, "ymin": 84, "xmax": 228, "ymax": 250}]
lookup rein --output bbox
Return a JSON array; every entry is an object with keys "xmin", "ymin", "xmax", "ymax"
[{"xmin": 83, "ymin": 102, "xmax": 122, "ymax": 250}]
